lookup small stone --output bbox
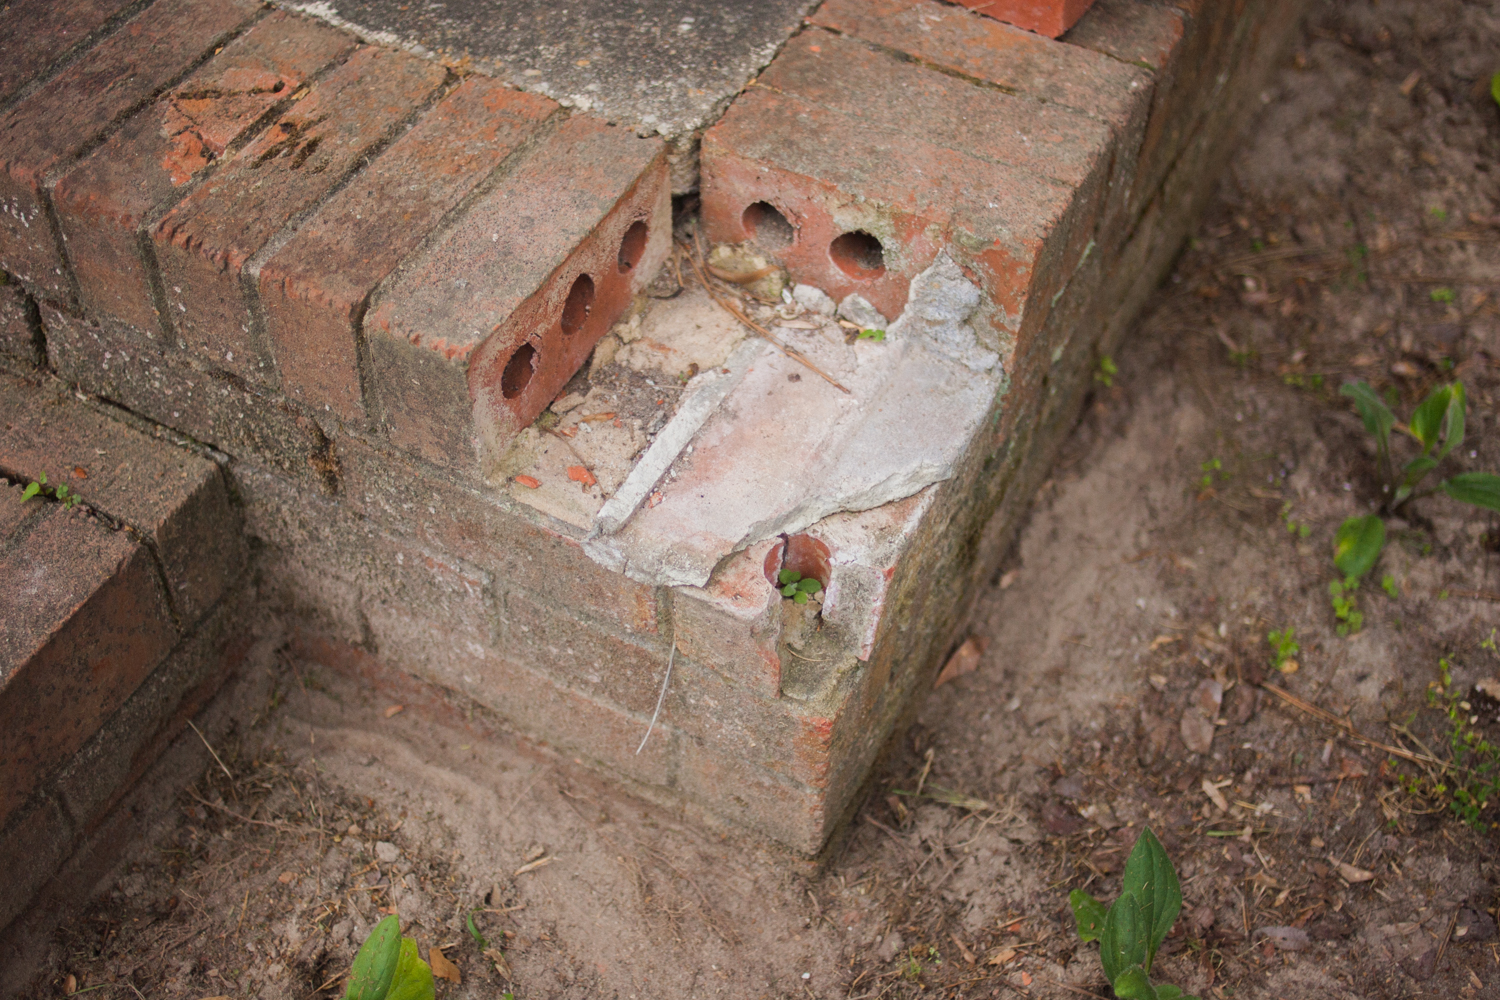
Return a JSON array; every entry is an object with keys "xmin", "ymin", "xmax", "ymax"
[
  {"xmin": 1181, "ymin": 709, "xmax": 1215, "ymax": 753},
  {"xmin": 375, "ymin": 841, "xmax": 400, "ymax": 864},
  {"xmin": 837, "ymin": 293, "xmax": 887, "ymax": 330},
  {"xmin": 792, "ymin": 283, "xmax": 836, "ymax": 316}
]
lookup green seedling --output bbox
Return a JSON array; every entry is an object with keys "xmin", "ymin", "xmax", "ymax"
[
  {"xmin": 1069, "ymin": 827, "xmax": 1198, "ymax": 999},
  {"xmin": 857, "ymin": 328, "xmax": 886, "ymax": 342},
  {"xmin": 777, "ymin": 568, "xmax": 824, "ymax": 605},
  {"xmin": 20, "ymin": 472, "xmax": 81, "ymax": 509},
  {"xmin": 1280, "ymin": 502, "xmax": 1312, "ymax": 539},
  {"xmin": 1328, "ymin": 577, "xmax": 1364, "ymax": 637},
  {"xmin": 1395, "ymin": 659, "xmax": 1500, "ymax": 830},
  {"xmin": 344, "ymin": 914, "xmax": 433, "ymax": 1000},
  {"xmin": 1332, "ymin": 380, "xmax": 1500, "ymax": 628},
  {"xmin": 1197, "ymin": 457, "xmax": 1224, "ymax": 490},
  {"xmin": 1381, "ymin": 574, "xmax": 1399, "ymax": 599},
  {"xmin": 1095, "ymin": 355, "xmax": 1119, "ymax": 388},
  {"xmin": 1430, "ymin": 286, "xmax": 1456, "ymax": 304},
  {"xmin": 1267, "ymin": 626, "xmax": 1299, "ymax": 673}
]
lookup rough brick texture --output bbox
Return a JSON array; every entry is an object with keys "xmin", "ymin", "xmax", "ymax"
[
  {"xmin": 260, "ymin": 78, "xmax": 556, "ymax": 423},
  {"xmin": 0, "ymin": 278, "xmax": 40, "ymax": 366},
  {"xmin": 151, "ymin": 45, "xmax": 446, "ymax": 383},
  {"xmin": 366, "ymin": 114, "xmax": 670, "ymax": 476},
  {"xmin": 948, "ymin": 0, "xmax": 1097, "ymax": 38},
  {"xmin": 0, "ymin": 0, "xmax": 140, "ymax": 107},
  {"xmin": 0, "ymin": 0, "xmax": 261, "ymax": 300},
  {"xmin": 52, "ymin": 12, "xmax": 355, "ymax": 333}
]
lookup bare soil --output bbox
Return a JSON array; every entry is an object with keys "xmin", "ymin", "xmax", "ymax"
[{"xmin": 15, "ymin": 0, "xmax": 1500, "ymax": 997}]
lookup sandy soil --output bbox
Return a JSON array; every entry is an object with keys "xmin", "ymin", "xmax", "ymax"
[{"xmin": 15, "ymin": 0, "xmax": 1500, "ymax": 997}]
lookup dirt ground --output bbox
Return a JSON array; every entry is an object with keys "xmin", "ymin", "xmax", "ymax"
[{"xmin": 15, "ymin": 0, "xmax": 1500, "ymax": 997}]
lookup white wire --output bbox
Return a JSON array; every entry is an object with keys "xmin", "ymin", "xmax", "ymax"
[{"xmin": 636, "ymin": 634, "xmax": 676, "ymax": 754}]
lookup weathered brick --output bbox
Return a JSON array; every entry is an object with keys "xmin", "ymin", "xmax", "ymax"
[
  {"xmin": 0, "ymin": 367, "xmax": 244, "ymax": 624},
  {"xmin": 670, "ymin": 541, "xmax": 782, "ymax": 697},
  {"xmin": 365, "ymin": 115, "xmax": 669, "ymax": 475},
  {"xmin": 0, "ymin": 0, "xmax": 141, "ymax": 106},
  {"xmin": 0, "ymin": 795, "xmax": 72, "ymax": 934},
  {"xmin": 0, "ymin": 507, "xmax": 177, "ymax": 827},
  {"xmin": 151, "ymin": 46, "xmax": 446, "ymax": 382},
  {"xmin": 53, "ymin": 12, "xmax": 355, "ymax": 333},
  {"xmin": 0, "ymin": 0, "xmax": 260, "ymax": 300},
  {"xmin": 261, "ymin": 78, "xmax": 556, "ymax": 423},
  {"xmin": 0, "ymin": 277, "xmax": 40, "ymax": 366},
  {"xmin": 671, "ymin": 734, "xmax": 828, "ymax": 853},
  {"xmin": 1063, "ymin": 0, "xmax": 1185, "ymax": 71},
  {"xmin": 42, "ymin": 305, "xmax": 338, "ymax": 490},
  {"xmin": 947, "ymin": 0, "xmax": 1097, "ymax": 38}
]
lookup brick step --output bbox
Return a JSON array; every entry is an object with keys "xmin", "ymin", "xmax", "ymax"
[{"xmin": 0, "ymin": 371, "xmax": 247, "ymax": 934}]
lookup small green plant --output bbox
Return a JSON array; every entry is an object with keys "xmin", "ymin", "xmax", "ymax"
[
  {"xmin": 1280, "ymin": 502, "xmax": 1311, "ymax": 538},
  {"xmin": 1333, "ymin": 380, "xmax": 1500, "ymax": 621},
  {"xmin": 1282, "ymin": 371, "xmax": 1325, "ymax": 391},
  {"xmin": 1197, "ymin": 457, "xmax": 1224, "ymax": 490},
  {"xmin": 1069, "ymin": 827, "xmax": 1198, "ymax": 999},
  {"xmin": 857, "ymin": 328, "xmax": 886, "ymax": 342},
  {"xmin": 1328, "ymin": 577, "xmax": 1363, "ymax": 636},
  {"xmin": 1412, "ymin": 659, "xmax": 1500, "ymax": 830},
  {"xmin": 1095, "ymin": 355, "xmax": 1119, "ymax": 388},
  {"xmin": 1428, "ymin": 206, "xmax": 1448, "ymax": 220},
  {"xmin": 777, "ymin": 567, "xmax": 822, "ymax": 606},
  {"xmin": 20, "ymin": 472, "xmax": 81, "ymax": 509},
  {"xmin": 1430, "ymin": 286, "xmax": 1456, "ymax": 304},
  {"xmin": 344, "ymin": 914, "xmax": 433, "ymax": 1000},
  {"xmin": 1267, "ymin": 626, "xmax": 1299, "ymax": 673},
  {"xmin": 1381, "ymin": 573, "xmax": 1399, "ymax": 599}
]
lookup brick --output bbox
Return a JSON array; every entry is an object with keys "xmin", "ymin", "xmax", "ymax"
[
  {"xmin": 53, "ymin": 12, "xmax": 355, "ymax": 333},
  {"xmin": 670, "ymin": 540, "xmax": 783, "ymax": 697},
  {"xmin": 0, "ymin": 366, "xmax": 245, "ymax": 623},
  {"xmin": 0, "ymin": 0, "xmax": 140, "ymax": 106},
  {"xmin": 947, "ymin": 0, "xmax": 1097, "ymax": 38},
  {"xmin": 0, "ymin": 796, "xmax": 72, "ymax": 934},
  {"xmin": 1063, "ymin": 0, "xmax": 1186, "ymax": 71},
  {"xmin": 0, "ymin": 0, "xmax": 261, "ymax": 300},
  {"xmin": 365, "ymin": 115, "xmax": 669, "ymax": 475},
  {"xmin": 42, "ymin": 305, "xmax": 338, "ymax": 491},
  {"xmin": 0, "ymin": 508, "xmax": 177, "ymax": 827},
  {"xmin": 261, "ymin": 78, "xmax": 556, "ymax": 423},
  {"xmin": 0, "ymin": 277, "xmax": 40, "ymax": 366},
  {"xmin": 151, "ymin": 46, "xmax": 446, "ymax": 382}
]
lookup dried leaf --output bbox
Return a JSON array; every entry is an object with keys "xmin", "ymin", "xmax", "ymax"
[
  {"xmin": 951, "ymin": 933, "xmax": 977, "ymax": 964},
  {"xmin": 384, "ymin": 705, "xmax": 404, "ymax": 718},
  {"xmin": 278, "ymin": 871, "xmax": 298, "ymax": 883},
  {"xmin": 577, "ymin": 412, "xmax": 617, "ymax": 422},
  {"xmin": 1329, "ymin": 856, "xmax": 1375, "ymax": 883},
  {"xmin": 63, "ymin": 976, "xmax": 77, "ymax": 995},
  {"xmin": 1256, "ymin": 925, "xmax": 1311, "ymax": 951},
  {"xmin": 514, "ymin": 856, "xmax": 555, "ymax": 876},
  {"xmin": 1149, "ymin": 635, "xmax": 1180, "ymax": 651},
  {"xmin": 429, "ymin": 946, "xmax": 461, "ymax": 984},
  {"xmin": 1194, "ymin": 679, "xmax": 1224, "ymax": 716},
  {"xmin": 935, "ymin": 637, "xmax": 988, "ymax": 687},
  {"xmin": 483, "ymin": 947, "xmax": 513, "ymax": 979},
  {"xmin": 987, "ymin": 947, "xmax": 1018, "ymax": 966},
  {"xmin": 1181, "ymin": 709, "xmax": 1216, "ymax": 753},
  {"xmin": 1201, "ymin": 778, "xmax": 1230, "ymax": 812}
]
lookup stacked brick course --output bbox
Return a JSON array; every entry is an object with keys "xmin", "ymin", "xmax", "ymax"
[{"xmin": 0, "ymin": 0, "xmax": 1302, "ymax": 919}]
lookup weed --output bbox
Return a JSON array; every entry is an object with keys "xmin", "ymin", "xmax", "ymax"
[
  {"xmin": 344, "ymin": 913, "xmax": 433, "ymax": 1000},
  {"xmin": 1328, "ymin": 577, "xmax": 1363, "ymax": 636},
  {"xmin": 777, "ymin": 567, "xmax": 823, "ymax": 606},
  {"xmin": 1267, "ymin": 626, "xmax": 1299, "ymax": 673},
  {"xmin": 1430, "ymin": 286, "xmax": 1456, "ymax": 304},
  {"xmin": 20, "ymin": 472, "xmax": 81, "ymax": 509},
  {"xmin": 1333, "ymin": 380, "xmax": 1500, "ymax": 618},
  {"xmin": 1280, "ymin": 502, "xmax": 1312, "ymax": 538},
  {"xmin": 1399, "ymin": 659, "xmax": 1500, "ymax": 830},
  {"xmin": 1381, "ymin": 573, "xmax": 1399, "ymax": 599},
  {"xmin": 1198, "ymin": 457, "xmax": 1227, "ymax": 491},
  {"xmin": 857, "ymin": 328, "xmax": 885, "ymax": 342},
  {"xmin": 1428, "ymin": 206, "xmax": 1448, "ymax": 220},
  {"xmin": 1282, "ymin": 372, "xmax": 1325, "ymax": 391},
  {"xmin": 1095, "ymin": 355, "xmax": 1119, "ymax": 388},
  {"xmin": 1069, "ymin": 827, "xmax": 1200, "ymax": 999}
]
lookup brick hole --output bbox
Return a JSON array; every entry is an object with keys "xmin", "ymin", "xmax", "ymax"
[
  {"xmin": 501, "ymin": 343, "xmax": 537, "ymax": 399},
  {"xmin": 763, "ymin": 533, "xmax": 832, "ymax": 589},
  {"xmin": 829, "ymin": 230, "xmax": 885, "ymax": 279},
  {"xmin": 561, "ymin": 274, "xmax": 595, "ymax": 335},
  {"xmin": 618, "ymin": 220, "xmax": 649, "ymax": 272},
  {"xmin": 743, "ymin": 201, "xmax": 794, "ymax": 250}
]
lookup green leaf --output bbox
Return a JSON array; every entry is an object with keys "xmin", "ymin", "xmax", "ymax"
[
  {"xmin": 798, "ymin": 577, "xmax": 821, "ymax": 593},
  {"xmin": 793, "ymin": 591, "xmax": 809, "ymax": 604},
  {"xmin": 21, "ymin": 482, "xmax": 39, "ymax": 502},
  {"xmin": 344, "ymin": 915, "xmax": 402, "ymax": 1000},
  {"xmin": 1340, "ymin": 381, "xmax": 1394, "ymax": 453},
  {"xmin": 1099, "ymin": 893, "xmax": 1149, "ymax": 984},
  {"xmin": 1069, "ymin": 889, "xmax": 1108, "ymax": 943},
  {"xmin": 1437, "ymin": 382, "xmax": 1466, "ymax": 460},
  {"xmin": 466, "ymin": 911, "xmax": 486, "ymax": 950},
  {"xmin": 1409, "ymin": 384, "xmax": 1451, "ymax": 455},
  {"xmin": 858, "ymin": 328, "xmax": 885, "ymax": 341},
  {"xmin": 1492, "ymin": 71, "xmax": 1500, "ymax": 107},
  {"xmin": 1119, "ymin": 827, "xmax": 1181, "ymax": 972},
  {"xmin": 1155, "ymin": 987, "xmax": 1184, "ymax": 1000},
  {"xmin": 1441, "ymin": 472, "xmax": 1500, "ymax": 513},
  {"xmin": 1394, "ymin": 455, "xmax": 1438, "ymax": 505},
  {"xmin": 778, "ymin": 568, "xmax": 801, "ymax": 585},
  {"xmin": 386, "ymin": 938, "xmax": 435, "ymax": 1000},
  {"xmin": 1333, "ymin": 515, "xmax": 1385, "ymax": 580},
  {"xmin": 781, "ymin": 583, "xmax": 798, "ymax": 597},
  {"xmin": 1111, "ymin": 965, "xmax": 1159, "ymax": 1000}
]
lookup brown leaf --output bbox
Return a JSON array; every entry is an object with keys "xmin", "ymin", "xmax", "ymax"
[
  {"xmin": 483, "ymin": 947, "xmax": 513, "ymax": 979},
  {"xmin": 951, "ymin": 933, "xmax": 977, "ymax": 964},
  {"xmin": 1181, "ymin": 709, "xmax": 1216, "ymax": 753},
  {"xmin": 384, "ymin": 704, "xmax": 404, "ymax": 718},
  {"xmin": 1201, "ymin": 778, "xmax": 1230, "ymax": 812},
  {"xmin": 1193, "ymin": 679, "xmax": 1224, "ymax": 716},
  {"xmin": 1149, "ymin": 634, "xmax": 1180, "ymax": 651},
  {"xmin": 1329, "ymin": 856, "xmax": 1375, "ymax": 883},
  {"xmin": 63, "ymin": 976, "xmax": 76, "ymax": 995},
  {"xmin": 514, "ymin": 856, "xmax": 555, "ymax": 876},
  {"xmin": 278, "ymin": 871, "xmax": 298, "ymax": 883},
  {"xmin": 429, "ymin": 946, "xmax": 461, "ymax": 984},
  {"xmin": 986, "ymin": 947, "xmax": 1017, "ymax": 966},
  {"xmin": 935, "ymin": 637, "xmax": 988, "ymax": 688}
]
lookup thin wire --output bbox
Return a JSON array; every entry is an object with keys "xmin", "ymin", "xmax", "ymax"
[{"xmin": 636, "ymin": 634, "xmax": 676, "ymax": 754}]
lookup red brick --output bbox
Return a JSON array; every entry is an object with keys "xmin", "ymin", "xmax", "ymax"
[
  {"xmin": 670, "ymin": 541, "xmax": 783, "ymax": 697},
  {"xmin": 0, "ymin": 366, "xmax": 245, "ymax": 623},
  {"xmin": 260, "ymin": 78, "xmax": 556, "ymax": 422},
  {"xmin": 0, "ymin": 795, "xmax": 72, "ymax": 934},
  {"xmin": 53, "ymin": 12, "xmax": 355, "ymax": 333},
  {"xmin": 1063, "ymin": 0, "xmax": 1186, "ymax": 71},
  {"xmin": 365, "ymin": 115, "xmax": 669, "ymax": 474},
  {"xmin": 0, "ymin": 277, "xmax": 40, "ymax": 366},
  {"xmin": 947, "ymin": 0, "xmax": 1097, "ymax": 38},
  {"xmin": 42, "ymin": 305, "xmax": 339, "ymax": 492},
  {"xmin": 672, "ymin": 736, "xmax": 829, "ymax": 853},
  {"xmin": 151, "ymin": 46, "xmax": 446, "ymax": 382},
  {"xmin": 0, "ymin": 508, "xmax": 177, "ymax": 827},
  {"xmin": 0, "ymin": 0, "xmax": 261, "ymax": 300},
  {"xmin": 0, "ymin": 0, "xmax": 140, "ymax": 105}
]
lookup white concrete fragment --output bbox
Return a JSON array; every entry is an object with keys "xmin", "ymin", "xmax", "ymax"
[
  {"xmin": 792, "ymin": 283, "xmax": 836, "ymax": 316},
  {"xmin": 886, "ymin": 252, "xmax": 999, "ymax": 373},
  {"xmin": 837, "ymin": 293, "xmax": 888, "ymax": 330}
]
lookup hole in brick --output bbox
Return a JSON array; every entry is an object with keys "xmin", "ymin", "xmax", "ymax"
[
  {"xmin": 618, "ymin": 221, "xmax": 648, "ymax": 272},
  {"xmin": 561, "ymin": 274, "xmax": 594, "ymax": 336},
  {"xmin": 830, "ymin": 231, "xmax": 885, "ymax": 279},
  {"xmin": 501, "ymin": 343, "xmax": 537, "ymax": 399},
  {"xmin": 743, "ymin": 201, "xmax": 794, "ymax": 250},
  {"xmin": 763, "ymin": 534, "xmax": 831, "ymax": 590}
]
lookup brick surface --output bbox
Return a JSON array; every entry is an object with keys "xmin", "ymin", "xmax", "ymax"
[
  {"xmin": 53, "ymin": 12, "xmax": 355, "ymax": 333},
  {"xmin": 0, "ymin": 795, "xmax": 72, "ymax": 934},
  {"xmin": 947, "ymin": 0, "xmax": 1097, "ymax": 38},
  {"xmin": 1063, "ymin": 0, "xmax": 1185, "ymax": 71},
  {"xmin": 366, "ymin": 114, "xmax": 669, "ymax": 474},
  {"xmin": 0, "ymin": 507, "xmax": 177, "ymax": 827},
  {"xmin": 0, "ymin": 0, "xmax": 140, "ymax": 106},
  {"xmin": 0, "ymin": 0, "xmax": 261, "ymax": 300},
  {"xmin": 670, "ymin": 541, "xmax": 783, "ymax": 697},
  {"xmin": 261, "ymin": 78, "xmax": 556, "ymax": 423},
  {"xmin": 151, "ymin": 46, "xmax": 446, "ymax": 382},
  {"xmin": 43, "ymin": 306, "xmax": 339, "ymax": 491},
  {"xmin": 0, "ymin": 278, "xmax": 40, "ymax": 366},
  {"xmin": 0, "ymin": 367, "xmax": 245, "ymax": 622}
]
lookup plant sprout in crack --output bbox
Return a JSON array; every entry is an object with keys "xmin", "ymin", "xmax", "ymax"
[{"xmin": 777, "ymin": 567, "xmax": 824, "ymax": 606}]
